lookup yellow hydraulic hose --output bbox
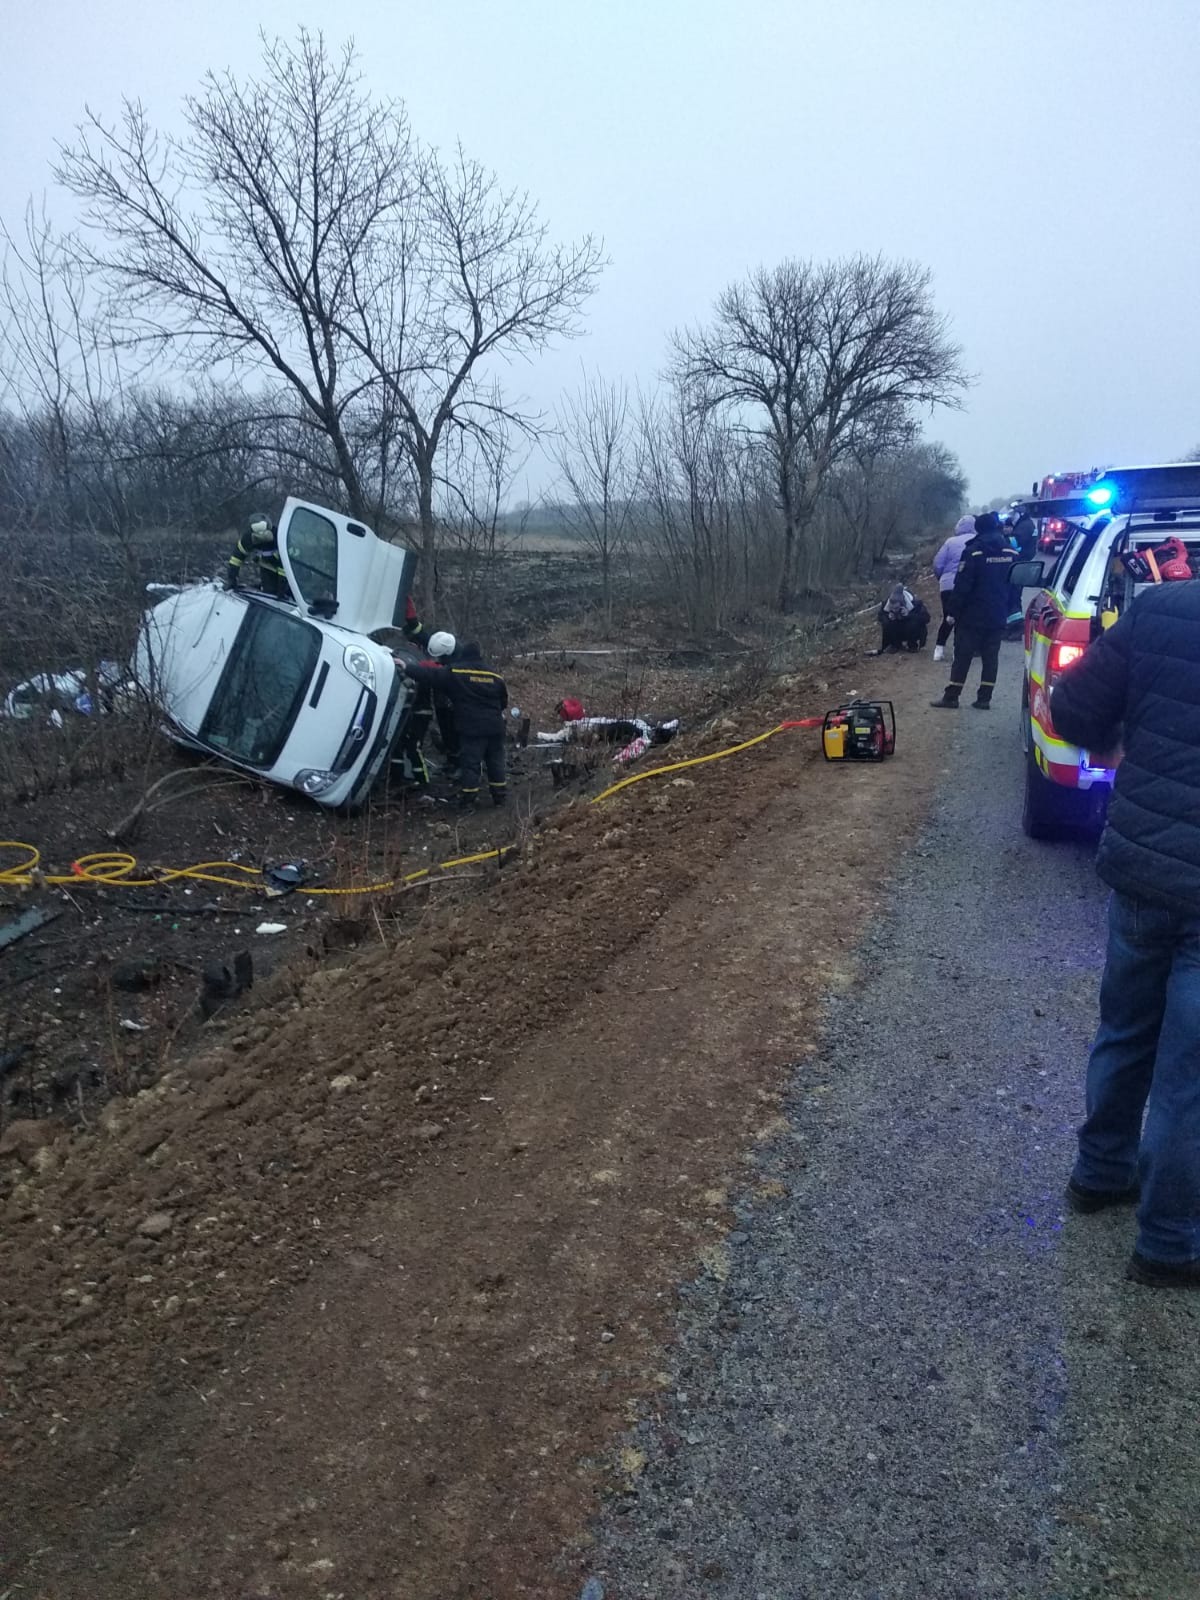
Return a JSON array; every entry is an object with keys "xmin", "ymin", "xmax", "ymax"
[
  {"xmin": 0, "ymin": 842, "xmax": 515, "ymax": 897},
  {"xmin": 590, "ymin": 717, "xmax": 821, "ymax": 805},
  {"xmin": 0, "ymin": 717, "xmax": 822, "ymax": 897}
]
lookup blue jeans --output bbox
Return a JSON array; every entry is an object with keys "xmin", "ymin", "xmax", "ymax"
[{"xmin": 1073, "ymin": 891, "xmax": 1200, "ymax": 1263}]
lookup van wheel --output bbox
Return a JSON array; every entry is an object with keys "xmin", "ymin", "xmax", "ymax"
[{"xmin": 1022, "ymin": 741, "xmax": 1073, "ymax": 840}]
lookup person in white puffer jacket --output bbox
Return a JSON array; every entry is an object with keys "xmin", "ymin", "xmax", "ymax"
[{"xmin": 931, "ymin": 514, "xmax": 977, "ymax": 662}]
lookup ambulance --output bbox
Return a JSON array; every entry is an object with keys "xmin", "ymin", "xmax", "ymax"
[{"xmin": 1017, "ymin": 464, "xmax": 1200, "ymax": 839}]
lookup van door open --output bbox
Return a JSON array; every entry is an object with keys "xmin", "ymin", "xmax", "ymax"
[{"xmin": 276, "ymin": 498, "xmax": 416, "ymax": 636}]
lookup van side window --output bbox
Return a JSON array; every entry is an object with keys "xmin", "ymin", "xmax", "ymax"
[
  {"xmin": 1059, "ymin": 531, "xmax": 1097, "ymax": 600},
  {"xmin": 285, "ymin": 507, "xmax": 338, "ymax": 606}
]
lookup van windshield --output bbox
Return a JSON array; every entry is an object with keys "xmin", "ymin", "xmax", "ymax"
[{"xmin": 199, "ymin": 603, "xmax": 321, "ymax": 767}]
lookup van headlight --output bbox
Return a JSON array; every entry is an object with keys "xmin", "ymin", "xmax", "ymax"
[
  {"xmin": 294, "ymin": 768, "xmax": 338, "ymax": 796},
  {"xmin": 342, "ymin": 645, "xmax": 376, "ymax": 690}
]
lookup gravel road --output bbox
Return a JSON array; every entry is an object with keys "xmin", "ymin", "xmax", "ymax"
[{"xmin": 586, "ymin": 643, "xmax": 1200, "ymax": 1600}]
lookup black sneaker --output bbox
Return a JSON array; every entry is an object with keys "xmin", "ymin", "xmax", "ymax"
[
  {"xmin": 971, "ymin": 699, "xmax": 992, "ymax": 711},
  {"xmin": 1127, "ymin": 1252, "xmax": 1200, "ymax": 1288},
  {"xmin": 1065, "ymin": 1178, "xmax": 1139, "ymax": 1214},
  {"xmin": 929, "ymin": 697, "xmax": 960, "ymax": 709}
]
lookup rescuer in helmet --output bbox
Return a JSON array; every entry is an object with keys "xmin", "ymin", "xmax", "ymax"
[
  {"xmin": 401, "ymin": 641, "xmax": 508, "ymax": 810},
  {"xmin": 225, "ymin": 512, "xmax": 289, "ymax": 598},
  {"xmin": 395, "ymin": 626, "xmax": 457, "ymax": 788},
  {"xmin": 401, "ymin": 596, "xmax": 462, "ymax": 780}
]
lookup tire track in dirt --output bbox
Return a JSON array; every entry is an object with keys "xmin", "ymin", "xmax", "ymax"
[{"xmin": 2, "ymin": 634, "xmax": 954, "ymax": 1599}]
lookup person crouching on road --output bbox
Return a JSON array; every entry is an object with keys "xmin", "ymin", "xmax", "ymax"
[
  {"xmin": 931, "ymin": 515, "xmax": 976, "ymax": 662},
  {"xmin": 403, "ymin": 642, "xmax": 508, "ymax": 810},
  {"xmin": 930, "ymin": 512, "xmax": 1016, "ymax": 710},
  {"xmin": 1050, "ymin": 578, "xmax": 1200, "ymax": 1288},
  {"xmin": 876, "ymin": 585, "xmax": 930, "ymax": 654}
]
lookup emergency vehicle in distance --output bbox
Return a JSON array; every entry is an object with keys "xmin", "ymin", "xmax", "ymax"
[
  {"xmin": 1031, "ymin": 469, "xmax": 1102, "ymax": 557},
  {"xmin": 1017, "ymin": 464, "xmax": 1200, "ymax": 839}
]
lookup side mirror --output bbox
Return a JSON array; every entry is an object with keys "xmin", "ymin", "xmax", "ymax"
[{"xmin": 1009, "ymin": 560, "xmax": 1045, "ymax": 589}]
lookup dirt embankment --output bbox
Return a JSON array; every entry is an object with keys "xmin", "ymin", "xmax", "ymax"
[
  {"xmin": 2, "ymin": 599, "xmax": 949, "ymax": 1599},
  {"xmin": 0, "ymin": 648, "xmax": 714, "ymax": 1133}
]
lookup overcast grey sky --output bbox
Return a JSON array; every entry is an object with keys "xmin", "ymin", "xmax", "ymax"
[{"xmin": 3, "ymin": 0, "xmax": 1197, "ymax": 505}]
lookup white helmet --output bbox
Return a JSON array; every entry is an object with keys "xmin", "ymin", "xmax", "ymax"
[{"xmin": 428, "ymin": 631, "xmax": 456, "ymax": 659}]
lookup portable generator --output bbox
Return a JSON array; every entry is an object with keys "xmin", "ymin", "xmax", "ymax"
[{"xmin": 822, "ymin": 700, "xmax": 896, "ymax": 762}]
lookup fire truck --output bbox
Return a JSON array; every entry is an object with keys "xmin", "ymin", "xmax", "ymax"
[
  {"xmin": 1031, "ymin": 469, "xmax": 1103, "ymax": 556},
  {"xmin": 1016, "ymin": 464, "xmax": 1200, "ymax": 839}
]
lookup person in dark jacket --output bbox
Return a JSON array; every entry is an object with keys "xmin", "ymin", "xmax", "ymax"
[
  {"xmin": 394, "ymin": 626, "xmax": 456, "ymax": 788},
  {"xmin": 875, "ymin": 584, "xmax": 930, "ymax": 653},
  {"xmin": 402, "ymin": 598, "xmax": 461, "ymax": 779},
  {"xmin": 1051, "ymin": 581, "xmax": 1200, "ymax": 1288},
  {"xmin": 1011, "ymin": 511, "xmax": 1038, "ymax": 561},
  {"xmin": 403, "ymin": 643, "xmax": 508, "ymax": 808},
  {"xmin": 225, "ymin": 512, "xmax": 288, "ymax": 598},
  {"xmin": 930, "ymin": 513, "xmax": 1017, "ymax": 709}
]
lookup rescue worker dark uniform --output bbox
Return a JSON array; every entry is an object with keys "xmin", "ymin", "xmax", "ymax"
[
  {"xmin": 397, "ymin": 670, "xmax": 434, "ymax": 787},
  {"xmin": 931, "ymin": 512, "xmax": 1016, "ymax": 710},
  {"xmin": 403, "ymin": 601, "xmax": 461, "ymax": 778},
  {"xmin": 226, "ymin": 512, "xmax": 288, "ymax": 598},
  {"xmin": 403, "ymin": 643, "xmax": 507, "ymax": 808}
]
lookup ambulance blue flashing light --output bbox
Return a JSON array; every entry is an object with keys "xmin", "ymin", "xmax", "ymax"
[{"xmin": 1085, "ymin": 482, "xmax": 1116, "ymax": 508}]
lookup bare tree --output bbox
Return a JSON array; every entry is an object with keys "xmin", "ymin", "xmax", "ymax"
[
  {"xmin": 672, "ymin": 255, "xmax": 969, "ymax": 611},
  {"xmin": 436, "ymin": 421, "xmax": 526, "ymax": 639},
  {"xmin": 54, "ymin": 30, "xmax": 603, "ymax": 602},
  {"xmin": 0, "ymin": 207, "xmax": 154, "ymax": 559},
  {"xmin": 635, "ymin": 384, "xmax": 743, "ymax": 633},
  {"xmin": 56, "ymin": 33, "xmax": 415, "ymax": 521},
  {"xmin": 551, "ymin": 372, "xmax": 639, "ymax": 620},
  {"xmin": 341, "ymin": 143, "xmax": 605, "ymax": 609},
  {"xmin": 820, "ymin": 439, "xmax": 966, "ymax": 580}
]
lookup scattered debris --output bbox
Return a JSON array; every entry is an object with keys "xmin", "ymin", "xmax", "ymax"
[
  {"xmin": 0, "ymin": 906, "xmax": 61, "ymax": 952},
  {"xmin": 264, "ymin": 863, "xmax": 307, "ymax": 897},
  {"xmin": 255, "ymin": 922, "xmax": 288, "ymax": 935},
  {"xmin": 1, "ymin": 661, "xmax": 125, "ymax": 723},
  {"xmin": 119, "ymin": 1019, "xmax": 149, "ymax": 1033}
]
